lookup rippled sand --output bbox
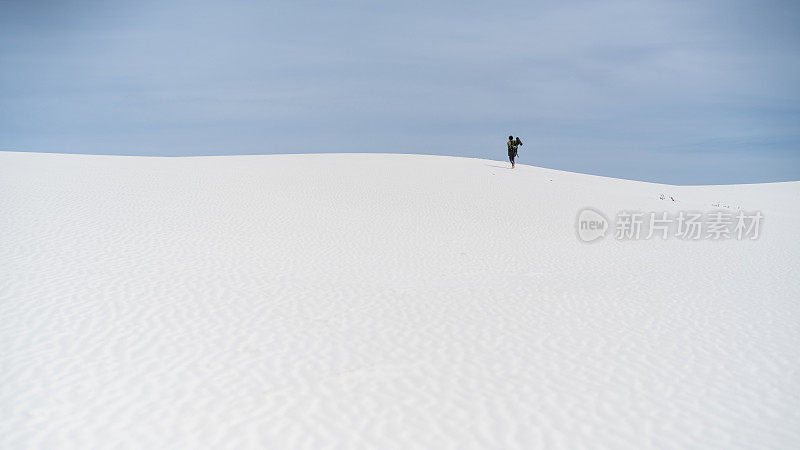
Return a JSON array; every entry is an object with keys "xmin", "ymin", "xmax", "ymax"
[{"xmin": 2, "ymin": 152, "xmax": 798, "ymax": 449}]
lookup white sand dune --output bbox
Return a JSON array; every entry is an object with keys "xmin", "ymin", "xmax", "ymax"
[{"xmin": 1, "ymin": 151, "xmax": 799, "ymax": 449}]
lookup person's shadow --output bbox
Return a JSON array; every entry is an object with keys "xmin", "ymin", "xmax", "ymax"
[{"xmin": 486, "ymin": 164, "xmax": 511, "ymax": 169}]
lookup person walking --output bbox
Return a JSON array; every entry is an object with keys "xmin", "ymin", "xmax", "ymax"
[{"xmin": 507, "ymin": 136, "xmax": 522, "ymax": 168}]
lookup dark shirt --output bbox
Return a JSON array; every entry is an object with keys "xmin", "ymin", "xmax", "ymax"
[{"xmin": 508, "ymin": 140, "xmax": 518, "ymax": 153}]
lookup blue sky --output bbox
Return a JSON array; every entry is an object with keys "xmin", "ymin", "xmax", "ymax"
[{"xmin": 1, "ymin": 0, "xmax": 798, "ymax": 184}]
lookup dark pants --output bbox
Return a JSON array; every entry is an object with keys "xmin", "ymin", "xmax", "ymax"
[{"xmin": 509, "ymin": 151, "xmax": 516, "ymax": 165}]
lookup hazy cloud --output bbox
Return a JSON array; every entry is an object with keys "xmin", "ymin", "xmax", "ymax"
[{"xmin": 1, "ymin": 0, "xmax": 798, "ymax": 183}]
